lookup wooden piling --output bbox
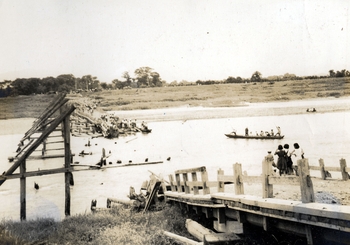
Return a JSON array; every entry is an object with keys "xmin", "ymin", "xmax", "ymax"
[
  {"xmin": 192, "ymin": 172, "xmax": 199, "ymax": 195},
  {"xmin": 297, "ymin": 159, "xmax": 315, "ymax": 203},
  {"xmin": 182, "ymin": 172, "xmax": 190, "ymax": 194},
  {"xmin": 233, "ymin": 163, "xmax": 244, "ymax": 195},
  {"xmin": 20, "ymin": 160, "xmax": 26, "ymax": 220},
  {"xmin": 217, "ymin": 169, "xmax": 224, "ymax": 193},
  {"xmin": 340, "ymin": 158, "xmax": 349, "ymax": 181},
  {"xmin": 200, "ymin": 167, "xmax": 210, "ymax": 195},
  {"xmin": 319, "ymin": 158, "xmax": 326, "ymax": 180},
  {"xmin": 63, "ymin": 113, "xmax": 71, "ymax": 216},
  {"xmin": 262, "ymin": 158, "xmax": 273, "ymax": 198}
]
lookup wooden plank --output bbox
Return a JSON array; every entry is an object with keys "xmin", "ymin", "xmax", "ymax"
[
  {"xmin": 143, "ymin": 181, "xmax": 161, "ymax": 213},
  {"xmin": 185, "ymin": 219, "xmax": 215, "ymax": 242},
  {"xmin": 293, "ymin": 202, "xmax": 350, "ymax": 220},
  {"xmin": 175, "ymin": 166, "xmax": 206, "ymax": 174},
  {"xmin": 217, "ymin": 174, "xmax": 234, "ymax": 183},
  {"xmin": 0, "ymin": 105, "xmax": 75, "ymax": 186},
  {"xmin": 163, "ymin": 231, "xmax": 202, "ymax": 245},
  {"xmin": 203, "ymin": 233, "xmax": 240, "ymax": 244},
  {"xmin": 3, "ymin": 167, "xmax": 74, "ymax": 179},
  {"xmin": 268, "ymin": 176, "xmax": 300, "ymax": 185},
  {"xmin": 241, "ymin": 175, "xmax": 261, "ymax": 184}
]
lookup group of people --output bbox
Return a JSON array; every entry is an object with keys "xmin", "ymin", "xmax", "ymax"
[
  {"xmin": 266, "ymin": 143, "xmax": 304, "ymax": 176},
  {"xmin": 242, "ymin": 126, "xmax": 281, "ymax": 137}
]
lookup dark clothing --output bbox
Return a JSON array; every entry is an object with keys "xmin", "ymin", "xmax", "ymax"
[{"xmin": 275, "ymin": 150, "xmax": 287, "ymax": 175}]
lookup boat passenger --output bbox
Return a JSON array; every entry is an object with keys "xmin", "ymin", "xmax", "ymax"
[
  {"xmin": 270, "ymin": 129, "xmax": 274, "ymax": 136},
  {"xmin": 245, "ymin": 127, "xmax": 249, "ymax": 136},
  {"xmin": 260, "ymin": 130, "xmax": 265, "ymax": 136},
  {"xmin": 265, "ymin": 131, "xmax": 270, "ymax": 136},
  {"xmin": 275, "ymin": 126, "xmax": 281, "ymax": 136}
]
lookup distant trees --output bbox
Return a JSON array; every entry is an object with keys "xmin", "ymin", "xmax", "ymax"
[
  {"xmin": 251, "ymin": 71, "xmax": 262, "ymax": 82},
  {"xmin": 134, "ymin": 67, "xmax": 164, "ymax": 87}
]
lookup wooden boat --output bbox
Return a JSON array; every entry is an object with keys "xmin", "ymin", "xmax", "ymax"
[
  {"xmin": 225, "ymin": 133, "xmax": 284, "ymax": 140},
  {"xmin": 306, "ymin": 108, "xmax": 317, "ymax": 112},
  {"xmin": 141, "ymin": 128, "xmax": 152, "ymax": 133}
]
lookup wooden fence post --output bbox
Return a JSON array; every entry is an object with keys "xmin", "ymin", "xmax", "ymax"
[
  {"xmin": 340, "ymin": 158, "xmax": 349, "ymax": 181},
  {"xmin": 168, "ymin": 174, "xmax": 176, "ymax": 191},
  {"xmin": 175, "ymin": 173, "xmax": 182, "ymax": 192},
  {"xmin": 233, "ymin": 163, "xmax": 244, "ymax": 195},
  {"xmin": 262, "ymin": 157, "xmax": 273, "ymax": 198},
  {"xmin": 183, "ymin": 173, "xmax": 190, "ymax": 194},
  {"xmin": 319, "ymin": 158, "xmax": 326, "ymax": 180},
  {"xmin": 297, "ymin": 159, "xmax": 315, "ymax": 203},
  {"xmin": 217, "ymin": 168, "xmax": 224, "ymax": 192},
  {"xmin": 201, "ymin": 167, "xmax": 210, "ymax": 195},
  {"xmin": 191, "ymin": 172, "xmax": 199, "ymax": 195},
  {"xmin": 20, "ymin": 160, "xmax": 26, "ymax": 221}
]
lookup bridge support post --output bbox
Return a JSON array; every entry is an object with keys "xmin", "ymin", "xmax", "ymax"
[
  {"xmin": 262, "ymin": 158, "xmax": 273, "ymax": 198},
  {"xmin": 298, "ymin": 159, "xmax": 315, "ymax": 203},
  {"xmin": 63, "ymin": 114, "xmax": 71, "ymax": 216},
  {"xmin": 319, "ymin": 158, "xmax": 326, "ymax": 180},
  {"xmin": 217, "ymin": 169, "xmax": 224, "ymax": 192},
  {"xmin": 340, "ymin": 158, "xmax": 349, "ymax": 181},
  {"xmin": 233, "ymin": 163, "xmax": 244, "ymax": 195},
  {"xmin": 20, "ymin": 160, "xmax": 26, "ymax": 221}
]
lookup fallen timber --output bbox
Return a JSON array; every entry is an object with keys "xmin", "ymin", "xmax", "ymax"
[{"xmin": 164, "ymin": 158, "xmax": 350, "ymax": 245}]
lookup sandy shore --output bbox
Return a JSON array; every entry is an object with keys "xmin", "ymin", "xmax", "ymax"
[{"xmin": 108, "ymin": 96, "xmax": 350, "ymax": 122}]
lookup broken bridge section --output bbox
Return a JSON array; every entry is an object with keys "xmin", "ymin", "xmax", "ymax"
[{"xmin": 0, "ymin": 93, "xmax": 75, "ymax": 220}]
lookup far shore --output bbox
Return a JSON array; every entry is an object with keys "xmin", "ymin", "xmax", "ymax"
[{"xmin": 1, "ymin": 96, "xmax": 349, "ymax": 136}]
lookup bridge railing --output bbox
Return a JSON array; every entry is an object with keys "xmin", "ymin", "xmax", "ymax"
[{"xmin": 168, "ymin": 156, "xmax": 349, "ymax": 204}]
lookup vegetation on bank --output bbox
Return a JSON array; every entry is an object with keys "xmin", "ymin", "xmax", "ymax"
[
  {"xmin": 0, "ymin": 205, "xmax": 192, "ymax": 245},
  {"xmin": 1, "ymin": 66, "xmax": 350, "ymax": 97},
  {"xmin": 1, "ymin": 77, "xmax": 349, "ymax": 119}
]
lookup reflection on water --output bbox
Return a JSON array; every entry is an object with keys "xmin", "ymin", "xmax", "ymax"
[{"xmin": 0, "ymin": 111, "xmax": 350, "ymax": 221}]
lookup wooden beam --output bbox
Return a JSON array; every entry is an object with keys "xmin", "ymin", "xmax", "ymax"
[
  {"xmin": 63, "ymin": 114, "xmax": 71, "ymax": 216},
  {"xmin": 175, "ymin": 166, "xmax": 206, "ymax": 174},
  {"xmin": 3, "ymin": 167, "xmax": 74, "ymax": 179},
  {"xmin": 20, "ymin": 160, "xmax": 26, "ymax": 221},
  {"xmin": 0, "ymin": 105, "xmax": 75, "ymax": 186}
]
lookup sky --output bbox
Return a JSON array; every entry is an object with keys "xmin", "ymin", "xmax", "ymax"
[{"xmin": 0, "ymin": 0, "xmax": 349, "ymax": 83}]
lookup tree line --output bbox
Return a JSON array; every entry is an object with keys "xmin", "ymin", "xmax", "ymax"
[{"xmin": 0, "ymin": 67, "xmax": 349, "ymax": 97}]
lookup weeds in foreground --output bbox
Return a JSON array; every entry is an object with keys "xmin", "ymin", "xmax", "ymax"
[{"xmin": 0, "ymin": 205, "xmax": 189, "ymax": 245}]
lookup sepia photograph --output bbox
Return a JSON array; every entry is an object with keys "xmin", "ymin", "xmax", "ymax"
[{"xmin": 0, "ymin": 1, "xmax": 350, "ymax": 244}]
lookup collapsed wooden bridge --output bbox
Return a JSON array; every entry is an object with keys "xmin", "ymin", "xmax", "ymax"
[{"xmin": 164, "ymin": 158, "xmax": 350, "ymax": 245}]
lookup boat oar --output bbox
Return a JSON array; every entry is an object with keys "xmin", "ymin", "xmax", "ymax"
[{"xmin": 125, "ymin": 137, "xmax": 138, "ymax": 143}]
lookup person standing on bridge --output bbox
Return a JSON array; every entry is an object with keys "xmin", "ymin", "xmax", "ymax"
[{"xmin": 275, "ymin": 145, "xmax": 287, "ymax": 176}]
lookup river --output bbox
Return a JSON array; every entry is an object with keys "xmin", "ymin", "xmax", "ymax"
[{"xmin": 0, "ymin": 100, "xmax": 349, "ymax": 221}]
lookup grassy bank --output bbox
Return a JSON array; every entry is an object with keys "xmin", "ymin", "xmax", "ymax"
[
  {"xmin": 0, "ymin": 205, "xmax": 193, "ymax": 245},
  {"xmin": 1, "ymin": 77, "xmax": 349, "ymax": 119}
]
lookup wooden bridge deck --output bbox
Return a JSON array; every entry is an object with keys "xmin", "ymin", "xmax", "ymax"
[{"xmin": 164, "ymin": 161, "xmax": 350, "ymax": 245}]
